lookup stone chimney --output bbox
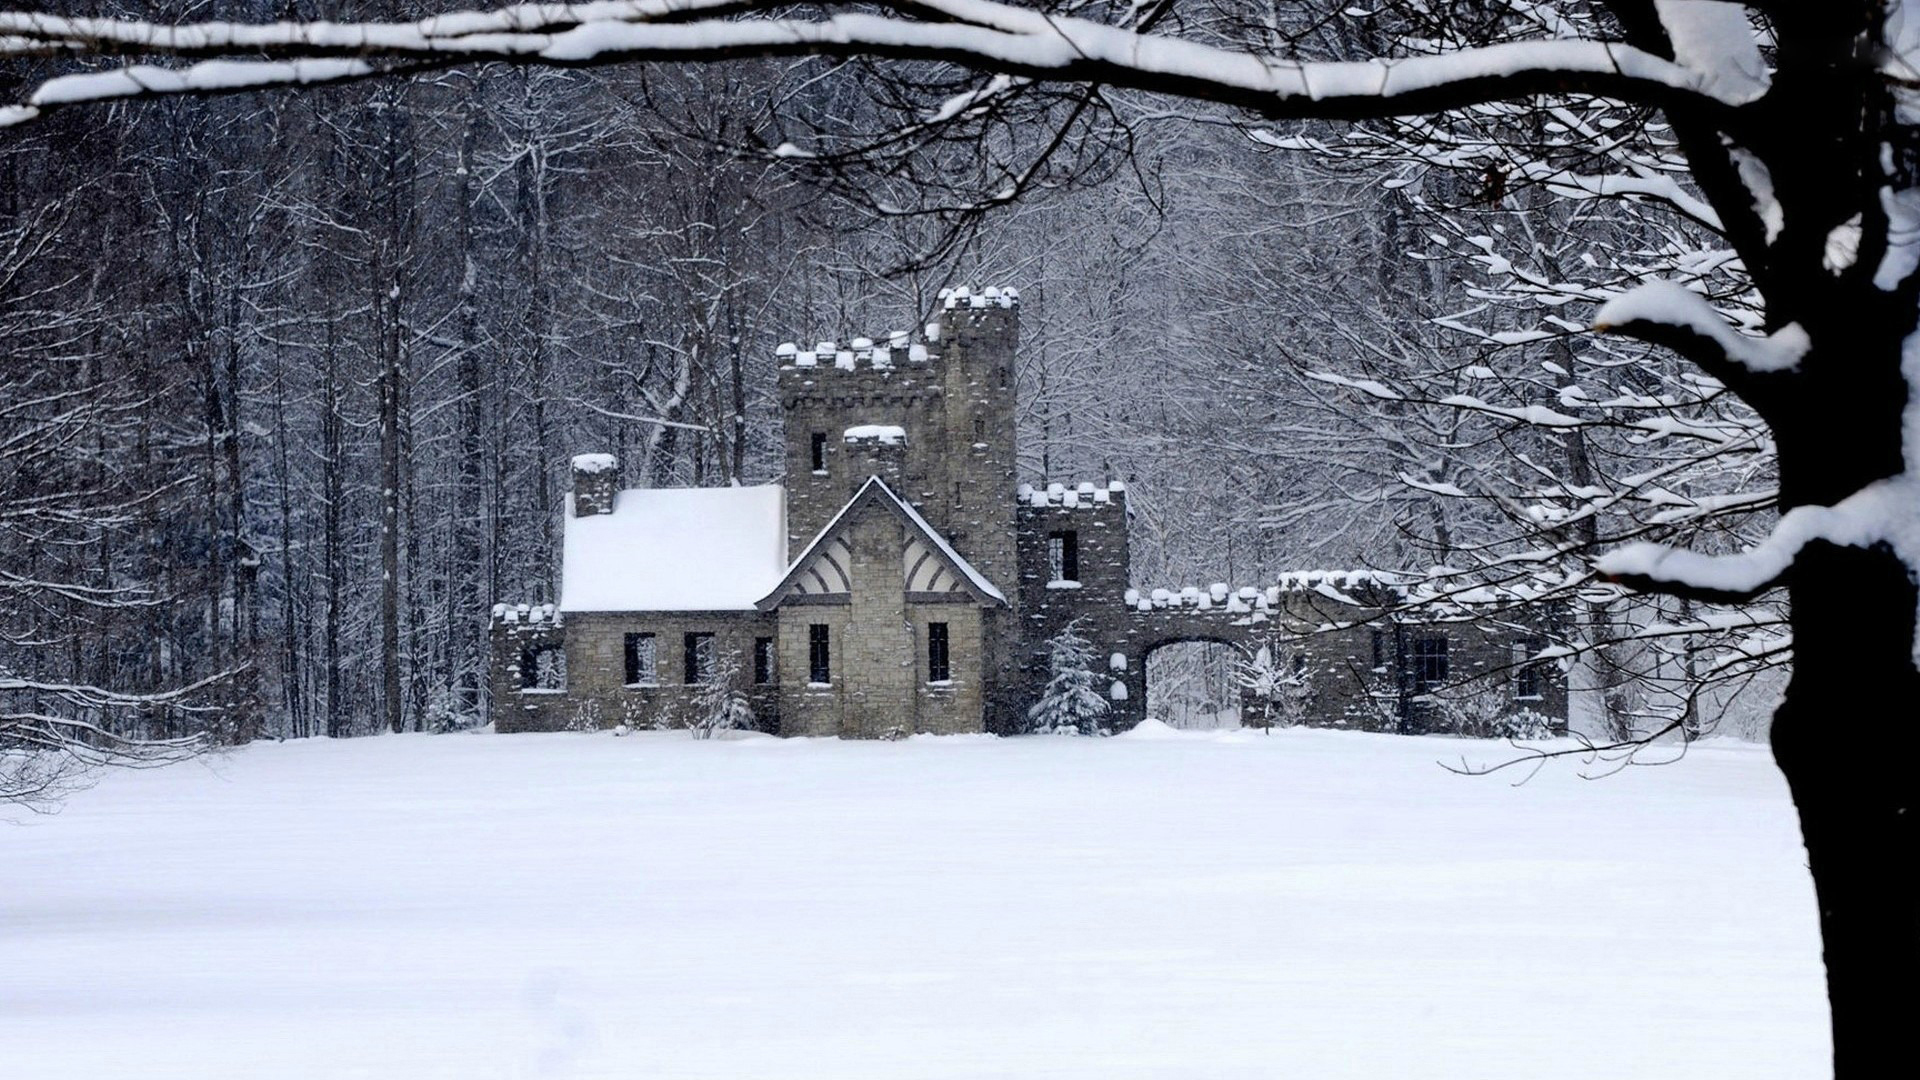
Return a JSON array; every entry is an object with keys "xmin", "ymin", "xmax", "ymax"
[
  {"xmin": 570, "ymin": 453, "xmax": 619, "ymax": 517},
  {"xmin": 841, "ymin": 426, "xmax": 907, "ymax": 492}
]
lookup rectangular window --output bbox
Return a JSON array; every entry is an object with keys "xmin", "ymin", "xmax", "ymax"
[
  {"xmin": 1514, "ymin": 638, "xmax": 1544, "ymax": 700},
  {"xmin": 927, "ymin": 622, "xmax": 950, "ymax": 683},
  {"xmin": 1370, "ymin": 629, "xmax": 1386, "ymax": 672},
  {"xmin": 684, "ymin": 632, "xmax": 715, "ymax": 685},
  {"xmin": 808, "ymin": 623, "xmax": 831, "ymax": 684},
  {"xmin": 623, "ymin": 633, "xmax": 657, "ymax": 685},
  {"xmin": 972, "ymin": 417, "xmax": 986, "ymax": 441},
  {"xmin": 810, "ymin": 432, "xmax": 827, "ymax": 473},
  {"xmin": 524, "ymin": 647, "xmax": 566, "ymax": 691},
  {"xmin": 1047, "ymin": 530, "xmax": 1079, "ymax": 582},
  {"xmin": 1412, "ymin": 635, "xmax": 1449, "ymax": 692},
  {"xmin": 754, "ymin": 636, "xmax": 775, "ymax": 685}
]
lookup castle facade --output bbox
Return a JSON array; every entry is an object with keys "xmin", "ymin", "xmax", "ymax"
[{"xmin": 490, "ymin": 288, "xmax": 1566, "ymax": 737}]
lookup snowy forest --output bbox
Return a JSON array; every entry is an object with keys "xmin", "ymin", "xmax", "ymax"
[
  {"xmin": 1, "ymin": 1, "xmax": 1788, "ymax": 752},
  {"xmin": 14, "ymin": 4, "xmax": 1920, "ymax": 1079}
]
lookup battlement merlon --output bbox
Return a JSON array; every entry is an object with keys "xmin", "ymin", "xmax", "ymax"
[
  {"xmin": 1017, "ymin": 480, "xmax": 1126, "ymax": 510},
  {"xmin": 771, "ymin": 285, "xmax": 1020, "ymax": 375}
]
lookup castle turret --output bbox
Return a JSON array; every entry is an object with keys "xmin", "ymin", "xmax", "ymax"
[
  {"xmin": 775, "ymin": 288, "xmax": 1019, "ymax": 567},
  {"xmin": 931, "ymin": 287, "xmax": 1019, "ymax": 596}
]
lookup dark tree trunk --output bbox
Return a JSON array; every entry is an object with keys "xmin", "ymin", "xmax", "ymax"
[
  {"xmin": 1767, "ymin": 307, "xmax": 1920, "ymax": 1079},
  {"xmin": 1774, "ymin": 542, "xmax": 1920, "ymax": 1080}
]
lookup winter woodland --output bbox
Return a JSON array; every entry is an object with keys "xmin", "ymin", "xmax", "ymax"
[{"xmin": 3, "ymin": 4, "xmax": 1914, "ymax": 1075}]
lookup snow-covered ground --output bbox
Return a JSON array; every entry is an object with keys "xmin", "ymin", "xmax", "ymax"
[{"xmin": 3, "ymin": 726, "xmax": 1826, "ymax": 1079}]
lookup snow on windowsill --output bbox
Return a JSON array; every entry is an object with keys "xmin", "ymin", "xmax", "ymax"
[
  {"xmin": 926, "ymin": 679, "xmax": 955, "ymax": 689},
  {"xmin": 624, "ymin": 682, "xmax": 659, "ymax": 690},
  {"xmin": 812, "ymin": 469, "xmax": 830, "ymax": 477},
  {"xmin": 1046, "ymin": 580, "xmax": 1082, "ymax": 589},
  {"xmin": 807, "ymin": 681, "xmax": 833, "ymax": 690},
  {"xmin": 519, "ymin": 688, "xmax": 565, "ymax": 695}
]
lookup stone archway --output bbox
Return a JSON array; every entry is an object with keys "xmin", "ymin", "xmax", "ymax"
[
  {"xmin": 1139, "ymin": 636, "xmax": 1255, "ymax": 729},
  {"xmin": 1101, "ymin": 615, "xmax": 1267, "ymax": 731}
]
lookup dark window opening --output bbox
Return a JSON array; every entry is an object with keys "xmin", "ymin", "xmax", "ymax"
[
  {"xmin": 972, "ymin": 417, "xmax": 985, "ymax": 441},
  {"xmin": 624, "ymin": 633, "xmax": 657, "ymax": 685},
  {"xmin": 1047, "ymin": 530, "xmax": 1079, "ymax": 582},
  {"xmin": 1370, "ymin": 629, "xmax": 1386, "ymax": 671},
  {"xmin": 1514, "ymin": 637, "xmax": 1544, "ymax": 700},
  {"xmin": 754, "ymin": 636, "xmax": 775, "ymax": 685},
  {"xmin": 808, "ymin": 623, "xmax": 831, "ymax": 684},
  {"xmin": 1412, "ymin": 635, "xmax": 1449, "ymax": 692},
  {"xmin": 684, "ymin": 632, "xmax": 716, "ymax": 685},
  {"xmin": 927, "ymin": 622, "xmax": 951, "ymax": 683},
  {"xmin": 810, "ymin": 432, "xmax": 827, "ymax": 472},
  {"xmin": 522, "ymin": 647, "xmax": 566, "ymax": 690}
]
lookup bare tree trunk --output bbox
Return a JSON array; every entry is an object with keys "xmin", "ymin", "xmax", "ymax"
[{"xmin": 321, "ymin": 321, "xmax": 345, "ymax": 739}]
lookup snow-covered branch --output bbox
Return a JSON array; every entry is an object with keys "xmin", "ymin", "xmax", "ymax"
[
  {"xmin": 0, "ymin": 1, "xmax": 1751, "ymax": 130},
  {"xmin": 1596, "ymin": 476, "xmax": 1920, "ymax": 603},
  {"xmin": 1594, "ymin": 281, "xmax": 1804, "ymax": 404}
]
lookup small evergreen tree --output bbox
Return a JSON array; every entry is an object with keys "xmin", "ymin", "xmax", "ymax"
[
  {"xmin": 1028, "ymin": 618, "xmax": 1111, "ymax": 736},
  {"xmin": 688, "ymin": 648, "xmax": 755, "ymax": 739}
]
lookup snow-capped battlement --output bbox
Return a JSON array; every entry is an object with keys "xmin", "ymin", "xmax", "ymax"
[
  {"xmin": 1017, "ymin": 480, "xmax": 1125, "ymax": 509},
  {"xmin": 1122, "ymin": 571, "xmax": 1411, "ymax": 615},
  {"xmin": 1273, "ymin": 569, "xmax": 1410, "ymax": 594},
  {"xmin": 491, "ymin": 602, "xmax": 560, "ymax": 627},
  {"xmin": 1125, "ymin": 584, "xmax": 1278, "ymax": 615},
  {"xmin": 776, "ymin": 330, "xmax": 930, "ymax": 370},
  {"xmin": 844, "ymin": 424, "xmax": 907, "ymax": 445},
  {"xmin": 569, "ymin": 453, "xmax": 616, "ymax": 474},
  {"xmin": 939, "ymin": 285, "xmax": 1018, "ymax": 310}
]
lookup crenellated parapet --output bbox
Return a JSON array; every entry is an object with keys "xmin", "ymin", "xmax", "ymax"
[
  {"xmin": 1016, "ymin": 480, "xmax": 1125, "ymax": 508},
  {"xmin": 488, "ymin": 602, "xmax": 568, "ymax": 732}
]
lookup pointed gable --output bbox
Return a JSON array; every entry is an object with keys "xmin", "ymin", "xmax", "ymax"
[{"xmin": 759, "ymin": 475, "xmax": 1006, "ymax": 610}]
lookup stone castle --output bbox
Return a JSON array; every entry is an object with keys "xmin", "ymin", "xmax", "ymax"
[{"xmin": 490, "ymin": 287, "xmax": 1566, "ymax": 737}]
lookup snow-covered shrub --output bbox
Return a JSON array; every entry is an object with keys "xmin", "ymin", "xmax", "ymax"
[
  {"xmin": 1027, "ymin": 618, "xmax": 1111, "ymax": 736},
  {"xmin": 1432, "ymin": 682, "xmax": 1558, "ymax": 741},
  {"xmin": 688, "ymin": 649, "xmax": 755, "ymax": 739},
  {"xmin": 423, "ymin": 682, "xmax": 474, "ymax": 733},
  {"xmin": 566, "ymin": 698, "xmax": 603, "ymax": 733},
  {"xmin": 1238, "ymin": 643, "xmax": 1311, "ymax": 731},
  {"xmin": 1494, "ymin": 709, "xmax": 1557, "ymax": 740}
]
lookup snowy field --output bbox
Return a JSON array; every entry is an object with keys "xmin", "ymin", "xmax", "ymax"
[{"xmin": 3, "ymin": 726, "xmax": 1827, "ymax": 1079}]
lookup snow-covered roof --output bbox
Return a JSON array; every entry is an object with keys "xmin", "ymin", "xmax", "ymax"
[
  {"xmin": 560, "ymin": 486, "xmax": 787, "ymax": 612},
  {"xmin": 759, "ymin": 475, "xmax": 1006, "ymax": 608}
]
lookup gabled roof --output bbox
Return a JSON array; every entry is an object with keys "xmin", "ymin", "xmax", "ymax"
[
  {"xmin": 559, "ymin": 485, "xmax": 787, "ymax": 613},
  {"xmin": 758, "ymin": 475, "xmax": 1007, "ymax": 609}
]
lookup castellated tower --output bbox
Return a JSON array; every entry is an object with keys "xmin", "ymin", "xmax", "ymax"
[{"xmin": 776, "ymin": 287, "xmax": 1019, "ymax": 592}]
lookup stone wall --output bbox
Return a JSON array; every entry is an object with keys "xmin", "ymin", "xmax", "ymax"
[
  {"xmin": 496, "ymin": 608, "xmax": 780, "ymax": 733},
  {"xmin": 779, "ymin": 355, "xmax": 951, "ymax": 552},
  {"xmin": 1007, "ymin": 563, "xmax": 1570, "ymax": 736},
  {"xmin": 774, "ymin": 509, "xmax": 991, "ymax": 738}
]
